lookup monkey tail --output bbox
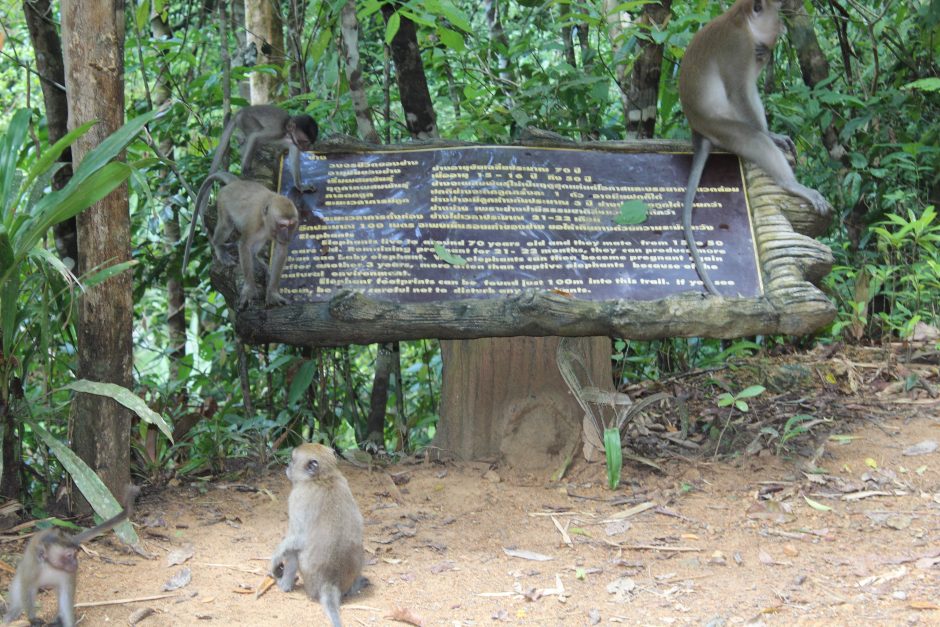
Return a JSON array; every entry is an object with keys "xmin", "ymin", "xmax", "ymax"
[
  {"xmin": 182, "ymin": 172, "xmax": 241, "ymax": 272},
  {"xmin": 318, "ymin": 582, "xmax": 344, "ymax": 627},
  {"xmin": 682, "ymin": 133, "xmax": 721, "ymax": 297}
]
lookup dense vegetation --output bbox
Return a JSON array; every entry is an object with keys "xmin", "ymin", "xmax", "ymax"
[{"xmin": 0, "ymin": 0, "xmax": 937, "ymax": 513}]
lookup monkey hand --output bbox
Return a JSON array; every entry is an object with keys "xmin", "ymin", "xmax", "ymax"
[
  {"xmin": 769, "ymin": 133, "xmax": 797, "ymax": 159},
  {"xmin": 803, "ymin": 189, "xmax": 832, "ymax": 216},
  {"xmin": 266, "ymin": 291, "xmax": 289, "ymax": 307},
  {"xmin": 294, "ymin": 182, "xmax": 318, "ymax": 194},
  {"xmin": 238, "ymin": 285, "xmax": 260, "ymax": 309},
  {"xmin": 214, "ymin": 247, "xmax": 236, "ymax": 266}
]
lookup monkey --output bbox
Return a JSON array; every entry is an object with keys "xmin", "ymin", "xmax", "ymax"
[
  {"xmin": 678, "ymin": 0, "xmax": 831, "ymax": 296},
  {"xmin": 209, "ymin": 104, "xmax": 318, "ymax": 194},
  {"xmin": 183, "ymin": 172, "xmax": 299, "ymax": 307},
  {"xmin": 3, "ymin": 485, "xmax": 139, "ymax": 627},
  {"xmin": 270, "ymin": 443, "xmax": 367, "ymax": 627}
]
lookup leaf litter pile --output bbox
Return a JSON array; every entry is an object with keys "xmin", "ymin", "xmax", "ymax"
[{"xmin": 2, "ymin": 344, "xmax": 939, "ymax": 625}]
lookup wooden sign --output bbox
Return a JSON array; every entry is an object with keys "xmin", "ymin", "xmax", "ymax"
[{"xmin": 277, "ymin": 146, "xmax": 761, "ymax": 303}]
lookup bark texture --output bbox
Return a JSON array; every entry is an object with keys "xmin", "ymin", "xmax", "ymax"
[
  {"xmin": 23, "ymin": 0, "xmax": 77, "ymax": 265},
  {"xmin": 623, "ymin": 0, "xmax": 672, "ymax": 139},
  {"xmin": 340, "ymin": 0, "xmax": 379, "ymax": 142},
  {"xmin": 244, "ymin": 0, "xmax": 284, "ymax": 103},
  {"xmin": 381, "ymin": 4, "xmax": 438, "ymax": 139},
  {"xmin": 61, "ymin": 0, "xmax": 132, "ymax": 510}
]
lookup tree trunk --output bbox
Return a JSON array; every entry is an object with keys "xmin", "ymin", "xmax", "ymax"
[
  {"xmin": 61, "ymin": 0, "xmax": 132, "ymax": 512},
  {"xmin": 150, "ymin": 8, "xmax": 186, "ymax": 381},
  {"xmin": 285, "ymin": 0, "xmax": 308, "ymax": 96},
  {"xmin": 434, "ymin": 337, "xmax": 612, "ymax": 472},
  {"xmin": 340, "ymin": 0, "xmax": 379, "ymax": 142},
  {"xmin": 782, "ymin": 0, "xmax": 845, "ymax": 161},
  {"xmin": 624, "ymin": 0, "xmax": 672, "ymax": 139},
  {"xmin": 244, "ymin": 0, "xmax": 284, "ymax": 103},
  {"xmin": 366, "ymin": 343, "xmax": 393, "ymax": 446},
  {"xmin": 381, "ymin": 4, "xmax": 438, "ymax": 139},
  {"xmin": 23, "ymin": 0, "xmax": 77, "ymax": 266}
]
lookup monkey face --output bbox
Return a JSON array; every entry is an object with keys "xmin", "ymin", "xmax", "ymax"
[{"xmin": 41, "ymin": 542, "xmax": 79, "ymax": 574}]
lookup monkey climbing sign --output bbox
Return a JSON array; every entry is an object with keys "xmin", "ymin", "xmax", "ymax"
[{"xmin": 276, "ymin": 146, "xmax": 761, "ymax": 304}]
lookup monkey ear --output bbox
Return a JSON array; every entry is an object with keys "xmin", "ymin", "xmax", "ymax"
[
  {"xmin": 263, "ymin": 204, "xmax": 270, "ymax": 216},
  {"xmin": 754, "ymin": 0, "xmax": 764, "ymax": 12},
  {"xmin": 305, "ymin": 458, "xmax": 319, "ymax": 476}
]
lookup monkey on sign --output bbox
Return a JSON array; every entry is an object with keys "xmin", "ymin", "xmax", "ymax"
[
  {"xmin": 270, "ymin": 443, "xmax": 368, "ymax": 627},
  {"xmin": 678, "ymin": 0, "xmax": 831, "ymax": 296}
]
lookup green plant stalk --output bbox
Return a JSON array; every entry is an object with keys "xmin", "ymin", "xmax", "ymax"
[{"xmin": 604, "ymin": 427, "xmax": 622, "ymax": 490}]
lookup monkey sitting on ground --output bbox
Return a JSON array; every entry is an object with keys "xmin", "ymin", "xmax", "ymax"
[
  {"xmin": 209, "ymin": 104, "xmax": 318, "ymax": 194},
  {"xmin": 678, "ymin": 0, "xmax": 831, "ymax": 296},
  {"xmin": 183, "ymin": 171, "xmax": 299, "ymax": 307},
  {"xmin": 3, "ymin": 485, "xmax": 139, "ymax": 627},
  {"xmin": 270, "ymin": 443, "xmax": 367, "ymax": 627}
]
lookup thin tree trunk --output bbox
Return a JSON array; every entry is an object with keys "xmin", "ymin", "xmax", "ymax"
[
  {"xmin": 61, "ymin": 0, "xmax": 132, "ymax": 512},
  {"xmin": 23, "ymin": 0, "xmax": 77, "ymax": 266},
  {"xmin": 624, "ymin": 0, "xmax": 672, "ymax": 139},
  {"xmin": 244, "ymin": 0, "xmax": 284, "ymax": 103},
  {"xmin": 340, "ymin": 0, "xmax": 379, "ymax": 142},
  {"xmin": 150, "ymin": 9, "xmax": 186, "ymax": 380},
  {"xmin": 381, "ymin": 4, "xmax": 438, "ymax": 139},
  {"xmin": 782, "ymin": 0, "xmax": 845, "ymax": 161},
  {"xmin": 285, "ymin": 0, "xmax": 308, "ymax": 96},
  {"xmin": 366, "ymin": 343, "xmax": 393, "ymax": 445}
]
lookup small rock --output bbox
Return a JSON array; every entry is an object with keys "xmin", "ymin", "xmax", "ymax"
[{"xmin": 902, "ymin": 440, "xmax": 937, "ymax": 456}]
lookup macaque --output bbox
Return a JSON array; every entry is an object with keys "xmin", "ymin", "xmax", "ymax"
[
  {"xmin": 3, "ymin": 486, "xmax": 139, "ymax": 627},
  {"xmin": 210, "ymin": 104, "xmax": 318, "ymax": 193},
  {"xmin": 184, "ymin": 172, "xmax": 299, "ymax": 307},
  {"xmin": 678, "ymin": 0, "xmax": 830, "ymax": 296},
  {"xmin": 270, "ymin": 443, "xmax": 367, "ymax": 627}
]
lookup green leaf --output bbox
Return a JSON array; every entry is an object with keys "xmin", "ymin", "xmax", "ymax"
[
  {"xmin": 80, "ymin": 259, "xmax": 138, "ymax": 290},
  {"xmin": 28, "ymin": 420, "xmax": 139, "ymax": 544},
  {"xmin": 902, "ymin": 77, "xmax": 940, "ymax": 92},
  {"xmin": 65, "ymin": 380, "xmax": 173, "ymax": 442},
  {"xmin": 437, "ymin": 27, "xmax": 465, "ymax": 52},
  {"xmin": 385, "ymin": 11, "xmax": 401, "ymax": 45},
  {"xmin": 0, "ymin": 109, "xmax": 31, "ymax": 221},
  {"xmin": 68, "ymin": 109, "xmax": 158, "ymax": 189},
  {"xmin": 433, "ymin": 242, "xmax": 467, "ymax": 266},
  {"xmin": 20, "ymin": 162, "xmax": 132, "ymax": 260},
  {"xmin": 736, "ymin": 385, "xmax": 766, "ymax": 399},
  {"xmin": 803, "ymin": 495, "xmax": 833, "ymax": 512},
  {"xmin": 615, "ymin": 200, "xmax": 648, "ymax": 225},
  {"xmin": 716, "ymin": 393, "xmax": 734, "ymax": 407},
  {"xmin": 287, "ymin": 360, "xmax": 318, "ymax": 405},
  {"xmin": 603, "ymin": 427, "xmax": 622, "ymax": 490},
  {"xmin": 735, "ymin": 400, "xmax": 749, "ymax": 412}
]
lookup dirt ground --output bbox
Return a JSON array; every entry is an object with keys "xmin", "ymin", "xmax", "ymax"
[{"xmin": 4, "ymin": 352, "xmax": 940, "ymax": 626}]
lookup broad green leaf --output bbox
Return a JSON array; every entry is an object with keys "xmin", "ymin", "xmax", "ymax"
[
  {"xmin": 903, "ymin": 77, "xmax": 940, "ymax": 92},
  {"xmin": 0, "ymin": 110, "xmax": 31, "ymax": 221},
  {"xmin": 604, "ymin": 427, "xmax": 622, "ymax": 490},
  {"xmin": 68, "ymin": 109, "xmax": 158, "ymax": 189},
  {"xmin": 20, "ymin": 163, "xmax": 132, "ymax": 259},
  {"xmin": 615, "ymin": 200, "xmax": 648, "ymax": 225},
  {"xmin": 28, "ymin": 420, "xmax": 139, "ymax": 544},
  {"xmin": 433, "ymin": 242, "xmax": 467, "ymax": 266},
  {"xmin": 385, "ymin": 12, "xmax": 400, "ymax": 45},
  {"xmin": 716, "ymin": 393, "xmax": 734, "ymax": 407},
  {"xmin": 288, "ymin": 360, "xmax": 318, "ymax": 405},
  {"xmin": 736, "ymin": 385, "xmax": 766, "ymax": 399},
  {"xmin": 438, "ymin": 28, "xmax": 465, "ymax": 53},
  {"xmin": 65, "ymin": 380, "xmax": 173, "ymax": 442}
]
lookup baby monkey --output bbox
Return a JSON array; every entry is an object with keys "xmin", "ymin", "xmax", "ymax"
[
  {"xmin": 270, "ymin": 443, "xmax": 366, "ymax": 627},
  {"xmin": 3, "ymin": 485, "xmax": 139, "ymax": 627}
]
